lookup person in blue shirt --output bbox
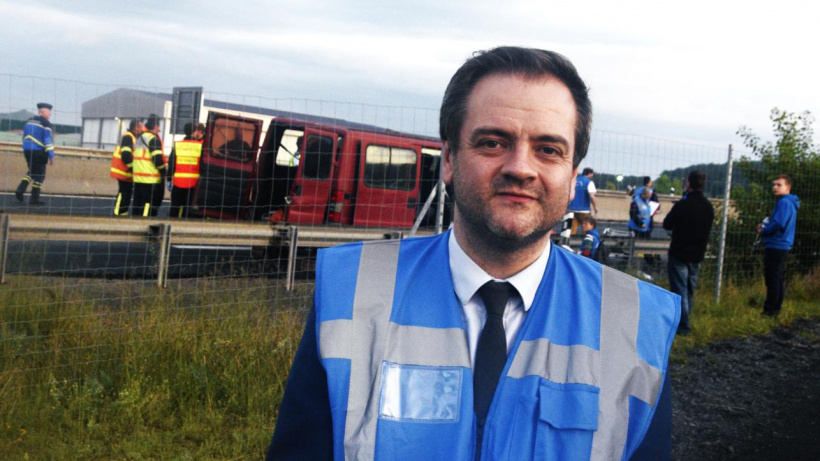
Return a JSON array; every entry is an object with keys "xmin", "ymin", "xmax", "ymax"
[
  {"xmin": 628, "ymin": 187, "xmax": 653, "ymax": 239},
  {"xmin": 629, "ymin": 177, "xmax": 660, "ymax": 237},
  {"xmin": 756, "ymin": 174, "xmax": 800, "ymax": 317},
  {"xmin": 579, "ymin": 216, "xmax": 600, "ymax": 259},
  {"xmin": 567, "ymin": 167, "xmax": 599, "ymax": 234},
  {"xmin": 15, "ymin": 102, "xmax": 55, "ymax": 206}
]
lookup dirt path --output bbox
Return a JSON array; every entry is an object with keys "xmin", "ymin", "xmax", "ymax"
[{"xmin": 671, "ymin": 317, "xmax": 820, "ymax": 460}]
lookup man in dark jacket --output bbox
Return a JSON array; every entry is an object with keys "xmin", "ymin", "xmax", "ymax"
[
  {"xmin": 663, "ymin": 170, "xmax": 714, "ymax": 335},
  {"xmin": 15, "ymin": 102, "xmax": 55, "ymax": 205},
  {"xmin": 756, "ymin": 174, "xmax": 800, "ymax": 317}
]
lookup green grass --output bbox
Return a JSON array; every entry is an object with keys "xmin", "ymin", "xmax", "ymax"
[
  {"xmin": 0, "ymin": 270, "xmax": 817, "ymax": 459},
  {"xmin": 0, "ymin": 276, "xmax": 311, "ymax": 460},
  {"xmin": 669, "ymin": 269, "xmax": 820, "ymax": 362}
]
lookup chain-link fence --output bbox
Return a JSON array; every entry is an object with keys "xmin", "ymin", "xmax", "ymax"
[{"xmin": 0, "ymin": 74, "xmax": 817, "ymax": 456}]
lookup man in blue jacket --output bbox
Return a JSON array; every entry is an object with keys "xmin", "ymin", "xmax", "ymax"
[
  {"xmin": 15, "ymin": 102, "xmax": 55, "ymax": 206},
  {"xmin": 568, "ymin": 167, "xmax": 598, "ymax": 234},
  {"xmin": 267, "ymin": 47, "xmax": 678, "ymax": 461},
  {"xmin": 756, "ymin": 174, "xmax": 800, "ymax": 317}
]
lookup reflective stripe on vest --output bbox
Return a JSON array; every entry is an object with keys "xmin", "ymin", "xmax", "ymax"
[
  {"xmin": 110, "ymin": 132, "xmax": 136, "ymax": 181},
  {"xmin": 24, "ymin": 135, "xmax": 46, "ymax": 148},
  {"xmin": 133, "ymin": 132, "xmax": 163, "ymax": 184},
  {"xmin": 172, "ymin": 140, "xmax": 203, "ymax": 188},
  {"xmin": 317, "ymin": 236, "xmax": 674, "ymax": 461}
]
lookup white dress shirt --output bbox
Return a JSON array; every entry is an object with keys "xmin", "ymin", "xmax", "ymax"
[{"xmin": 448, "ymin": 231, "xmax": 551, "ymax": 367}]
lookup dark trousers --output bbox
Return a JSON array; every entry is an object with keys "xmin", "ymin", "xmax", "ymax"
[
  {"xmin": 763, "ymin": 248, "xmax": 789, "ymax": 314},
  {"xmin": 169, "ymin": 187, "xmax": 195, "ymax": 218},
  {"xmin": 17, "ymin": 149, "xmax": 49, "ymax": 199},
  {"xmin": 132, "ymin": 182, "xmax": 164, "ymax": 217},
  {"xmin": 23, "ymin": 149, "xmax": 48, "ymax": 184},
  {"xmin": 114, "ymin": 180, "xmax": 133, "ymax": 216},
  {"xmin": 667, "ymin": 254, "xmax": 701, "ymax": 332}
]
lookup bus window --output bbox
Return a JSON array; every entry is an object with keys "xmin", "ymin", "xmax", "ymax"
[{"xmin": 364, "ymin": 145, "xmax": 417, "ymax": 191}]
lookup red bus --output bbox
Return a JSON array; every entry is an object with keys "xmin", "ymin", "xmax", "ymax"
[{"xmin": 193, "ymin": 112, "xmax": 448, "ymax": 229}]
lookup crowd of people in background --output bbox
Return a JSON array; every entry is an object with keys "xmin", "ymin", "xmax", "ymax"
[{"xmin": 568, "ymin": 167, "xmax": 800, "ymax": 331}]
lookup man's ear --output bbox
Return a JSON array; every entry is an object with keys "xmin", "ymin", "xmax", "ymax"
[
  {"xmin": 442, "ymin": 141, "xmax": 454, "ymax": 185},
  {"xmin": 568, "ymin": 167, "xmax": 578, "ymax": 201}
]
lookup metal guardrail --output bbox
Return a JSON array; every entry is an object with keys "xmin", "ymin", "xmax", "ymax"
[
  {"xmin": 0, "ymin": 212, "xmax": 668, "ymax": 289},
  {"xmin": 0, "ymin": 140, "xmax": 110, "ymax": 159},
  {"xmin": 0, "ymin": 212, "xmax": 419, "ymax": 290}
]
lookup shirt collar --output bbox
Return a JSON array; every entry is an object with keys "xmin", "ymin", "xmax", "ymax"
[{"xmin": 448, "ymin": 230, "xmax": 550, "ymax": 311}]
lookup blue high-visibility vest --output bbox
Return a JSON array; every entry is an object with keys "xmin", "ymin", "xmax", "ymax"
[
  {"xmin": 315, "ymin": 231, "xmax": 679, "ymax": 460},
  {"xmin": 628, "ymin": 195, "xmax": 652, "ymax": 232},
  {"xmin": 569, "ymin": 175, "xmax": 592, "ymax": 212}
]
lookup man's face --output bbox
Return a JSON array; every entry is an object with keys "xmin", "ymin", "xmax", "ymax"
[
  {"xmin": 40, "ymin": 108, "xmax": 51, "ymax": 119},
  {"xmin": 582, "ymin": 221, "xmax": 593, "ymax": 233},
  {"xmin": 442, "ymin": 73, "xmax": 578, "ymax": 249},
  {"xmin": 193, "ymin": 129, "xmax": 204, "ymax": 140},
  {"xmin": 772, "ymin": 179, "xmax": 790, "ymax": 196}
]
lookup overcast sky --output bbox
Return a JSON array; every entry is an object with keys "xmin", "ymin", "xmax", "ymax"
[{"xmin": 2, "ymin": 0, "xmax": 818, "ymax": 175}]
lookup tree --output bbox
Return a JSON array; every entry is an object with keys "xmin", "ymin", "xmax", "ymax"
[
  {"xmin": 654, "ymin": 174, "xmax": 672, "ymax": 194},
  {"xmin": 729, "ymin": 108, "xmax": 819, "ymax": 279}
]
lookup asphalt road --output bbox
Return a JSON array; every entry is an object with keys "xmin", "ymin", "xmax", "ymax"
[{"xmin": 1, "ymin": 191, "xmax": 265, "ymax": 278}]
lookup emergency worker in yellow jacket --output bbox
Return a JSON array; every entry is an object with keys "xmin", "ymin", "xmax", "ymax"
[
  {"xmin": 267, "ymin": 47, "xmax": 678, "ymax": 461},
  {"xmin": 110, "ymin": 119, "xmax": 143, "ymax": 216},
  {"xmin": 167, "ymin": 122, "xmax": 205, "ymax": 218},
  {"xmin": 131, "ymin": 114, "xmax": 166, "ymax": 217}
]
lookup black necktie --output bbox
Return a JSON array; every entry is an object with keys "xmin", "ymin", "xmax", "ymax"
[{"xmin": 474, "ymin": 281, "xmax": 513, "ymax": 459}]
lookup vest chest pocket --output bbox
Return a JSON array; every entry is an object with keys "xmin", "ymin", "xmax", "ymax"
[
  {"xmin": 378, "ymin": 362, "xmax": 463, "ymax": 423},
  {"xmin": 507, "ymin": 380, "xmax": 599, "ymax": 461}
]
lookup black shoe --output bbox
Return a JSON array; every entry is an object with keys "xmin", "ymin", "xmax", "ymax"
[
  {"xmin": 15, "ymin": 190, "xmax": 24, "ymax": 202},
  {"xmin": 677, "ymin": 328, "xmax": 691, "ymax": 336},
  {"xmin": 29, "ymin": 200, "xmax": 45, "ymax": 206},
  {"xmin": 762, "ymin": 310, "xmax": 780, "ymax": 317}
]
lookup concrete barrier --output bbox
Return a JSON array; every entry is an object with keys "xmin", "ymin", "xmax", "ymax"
[{"xmin": 1, "ymin": 141, "xmax": 115, "ymax": 196}]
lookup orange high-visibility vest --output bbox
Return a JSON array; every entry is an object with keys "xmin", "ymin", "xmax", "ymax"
[
  {"xmin": 110, "ymin": 132, "xmax": 137, "ymax": 181},
  {"xmin": 133, "ymin": 132, "xmax": 164, "ymax": 184},
  {"xmin": 172, "ymin": 139, "xmax": 203, "ymax": 188}
]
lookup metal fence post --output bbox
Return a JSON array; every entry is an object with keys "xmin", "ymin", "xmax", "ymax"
[
  {"xmin": 715, "ymin": 144, "xmax": 734, "ymax": 303},
  {"xmin": 0, "ymin": 214, "xmax": 9, "ymax": 284},
  {"xmin": 285, "ymin": 226, "xmax": 299, "ymax": 292},
  {"xmin": 154, "ymin": 223, "xmax": 173, "ymax": 288},
  {"xmin": 435, "ymin": 178, "xmax": 447, "ymax": 234}
]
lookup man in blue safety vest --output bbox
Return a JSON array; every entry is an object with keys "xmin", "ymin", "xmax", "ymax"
[
  {"xmin": 568, "ymin": 167, "xmax": 599, "ymax": 234},
  {"xmin": 266, "ymin": 47, "xmax": 679, "ymax": 461},
  {"xmin": 15, "ymin": 102, "xmax": 55, "ymax": 206}
]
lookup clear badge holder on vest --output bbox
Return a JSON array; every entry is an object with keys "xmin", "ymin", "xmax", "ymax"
[{"xmin": 379, "ymin": 362, "xmax": 463, "ymax": 423}]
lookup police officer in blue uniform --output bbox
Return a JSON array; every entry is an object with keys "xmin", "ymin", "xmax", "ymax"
[
  {"xmin": 267, "ymin": 47, "xmax": 678, "ymax": 461},
  {"xmin": 16, "ymin": 102, "xmax": 55, "ymax": 205}
]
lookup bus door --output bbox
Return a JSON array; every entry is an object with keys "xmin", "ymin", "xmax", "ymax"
[
  {"xmin": 353, "ymin": 141, "xmax": 420, "ymax": 228},
  {"xmin": 194, "ymin": 113, "xmax": 262, "ymax": 220},
  {"xmin": 284, "ymin": 128, "xmax": 338, "ymax": 224}
]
